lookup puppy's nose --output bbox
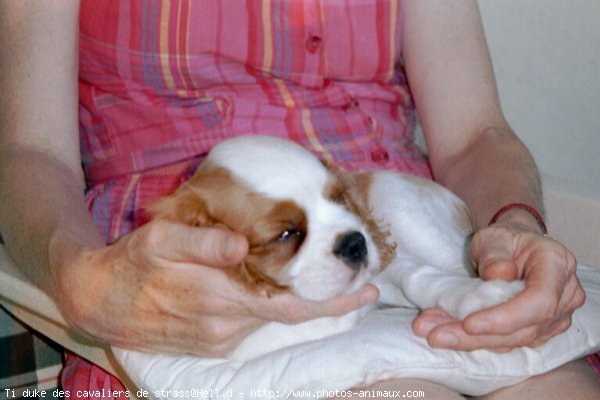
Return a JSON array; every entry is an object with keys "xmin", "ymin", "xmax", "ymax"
[{"xmin": 334, "ymin": 231, "xmax": 368, "ymax": 270}]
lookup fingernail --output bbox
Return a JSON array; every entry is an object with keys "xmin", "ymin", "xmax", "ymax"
[
  {"xmin": 436, "ymin": 332, "xmax": 458, "ymax": 347},
  {"xmin": 222, "ymin": 235, "xmax": 247, "ymax": 262},
  {"xmin": 415, "ymin": 321, "xmax": 438, "ymax": 335}
]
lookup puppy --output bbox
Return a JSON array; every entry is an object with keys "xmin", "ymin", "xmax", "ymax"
[{"xmin": 148, "ymin": 135, "xmax": 524, "ymax": 360}]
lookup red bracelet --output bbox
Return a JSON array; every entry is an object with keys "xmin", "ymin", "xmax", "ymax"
[{"xmin": 488, "ymin": 203, "xmax": 548, "ymax": 236}]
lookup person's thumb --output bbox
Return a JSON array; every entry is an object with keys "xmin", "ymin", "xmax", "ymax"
[
  {"xmin": 470, "ymin": 230, "xmax": 519, "ymax": 281},
  {"xmin": 150, "ymin": 221, "xmax": 248, "ymax": 267}
]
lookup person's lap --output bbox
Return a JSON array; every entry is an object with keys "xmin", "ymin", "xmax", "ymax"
[
  {"xmin": 477, "ymin": 358, "xmax": 600, "ymax": 400},
  {"xmin": 329, "ymin": 359, "xmax": 599, "ymax": 400}
]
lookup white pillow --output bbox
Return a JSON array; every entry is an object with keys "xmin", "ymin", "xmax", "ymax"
[{"xmin": 114, "ymin": 265, "xmax": 600, "ymax": 398}]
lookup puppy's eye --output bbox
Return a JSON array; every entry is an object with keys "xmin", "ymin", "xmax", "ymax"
[{"xmin": 277, "ymin": 229, "xmax": 303, "ymax": 242}]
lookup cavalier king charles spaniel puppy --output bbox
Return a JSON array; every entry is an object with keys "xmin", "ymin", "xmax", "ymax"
[{"xmin": 147, "ymin": 135, "xmax": 524, "ymax": 361}]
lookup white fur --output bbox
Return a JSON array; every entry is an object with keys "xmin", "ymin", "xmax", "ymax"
[
  {"xmin": 207, "ymin": 136, "xmax": 381, "ymax": 302},
  {"xmin": 367, "ymin": 171, "xmax": 525, "ymax": 319},
  {"xmin": 206, "ymin": 136, "xmax": 524, "ymax": 361}
]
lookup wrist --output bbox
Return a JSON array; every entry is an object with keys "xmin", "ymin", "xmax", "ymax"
[
  {"xmin": 54, "ymin": 247, "xmax": 112, "ymax": 340},
  {"xmin": 48, "ymin": 227, "xmax": 107, "ymax": 326},
  {"xmin": 48, "ymin": 227, "xmax": 104, "ymax": 280},
  {"xmin": 487, "ymin": 203, "xmax": 548, "ymax": 236}
]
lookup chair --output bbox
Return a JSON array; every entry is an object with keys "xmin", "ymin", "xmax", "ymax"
[{"xmin": 0, "ymin": 244, "xmax": 139, "ymax": 393}]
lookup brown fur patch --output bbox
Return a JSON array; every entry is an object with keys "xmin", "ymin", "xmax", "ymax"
[
  {"xmin": 325, "ymin": 169, "xmax": 396, "ymax": 269},
  {"xmin": 146, "ymin": 162, "xmax": 307, "ymax": 296}
]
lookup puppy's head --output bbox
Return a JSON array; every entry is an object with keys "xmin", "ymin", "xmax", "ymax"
[{"xmin": 147, "ymin": 136, "xmax": 394, "ymax": 301}]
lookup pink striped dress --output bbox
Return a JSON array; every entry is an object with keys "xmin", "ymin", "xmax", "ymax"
[{"xmin": 65, "ymin": 0, "xmax": 598, "ymax": 396}]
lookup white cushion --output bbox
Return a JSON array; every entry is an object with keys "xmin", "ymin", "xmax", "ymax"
[{"xmin": 114, "ymin": 265, "xmax": 600, "ymax": 398}]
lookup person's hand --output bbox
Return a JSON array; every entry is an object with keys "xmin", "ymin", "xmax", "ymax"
[
  {"xmin": 55, "ymin": 220, "xmax": 380, "ymax": 356},
  {"xmin": 412, "ymin": 225, "xmax": 586, "ymax": 352}
]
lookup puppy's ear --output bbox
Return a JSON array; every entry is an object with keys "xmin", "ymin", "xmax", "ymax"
[
  {"xmin": 145, "ymin": 187, "xmax": 213, "ymax": 227},
  {"xmin": 320, "ymin": 157, "xmax": 338, "ymax": 172},
  {"xmin": 337, "ymin": 171, "xmax": 397, "ymax": 269}
]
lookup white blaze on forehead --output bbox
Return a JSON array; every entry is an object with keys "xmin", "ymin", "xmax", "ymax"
[
  {"xmin": 206, "ymin": 136, "xmax": 329, "ymax": 202},
  {"xmin": 204, "ymin": 135, "xmax": 382, "ymax": 301}
]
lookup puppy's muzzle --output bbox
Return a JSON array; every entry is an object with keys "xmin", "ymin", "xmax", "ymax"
[{"xmin": 334, "ymin": 231, "xmax": 368, "ymax": 270}]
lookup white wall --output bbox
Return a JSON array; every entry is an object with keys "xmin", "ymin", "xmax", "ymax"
[
  {"xmin": 414, "ymin": 1, "xmax": 600, "ymax": 265},
  {"xmin": 478, "ymin": 0, "xmax": 600, "ymax": 265},
  {"xmin": 478, "ymin": 0, "xmax": 600, "ymax": 187}
]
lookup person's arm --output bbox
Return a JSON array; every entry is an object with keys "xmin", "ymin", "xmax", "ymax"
[
  {"xmin": 0, "ymin": 0, "xmax": 378, "ymax": 356},
  {"xmin": 0, "ymin": 1, "xmax": 92, "ymax": 290},
  {"xmin": 402, "ymin": 0, "xmax": 585, "ymax": 351}
]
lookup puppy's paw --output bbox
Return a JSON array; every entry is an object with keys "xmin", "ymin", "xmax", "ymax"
[{"xmin": 440, "ymin": 280, "xmax": 525, "ymax": 320}]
